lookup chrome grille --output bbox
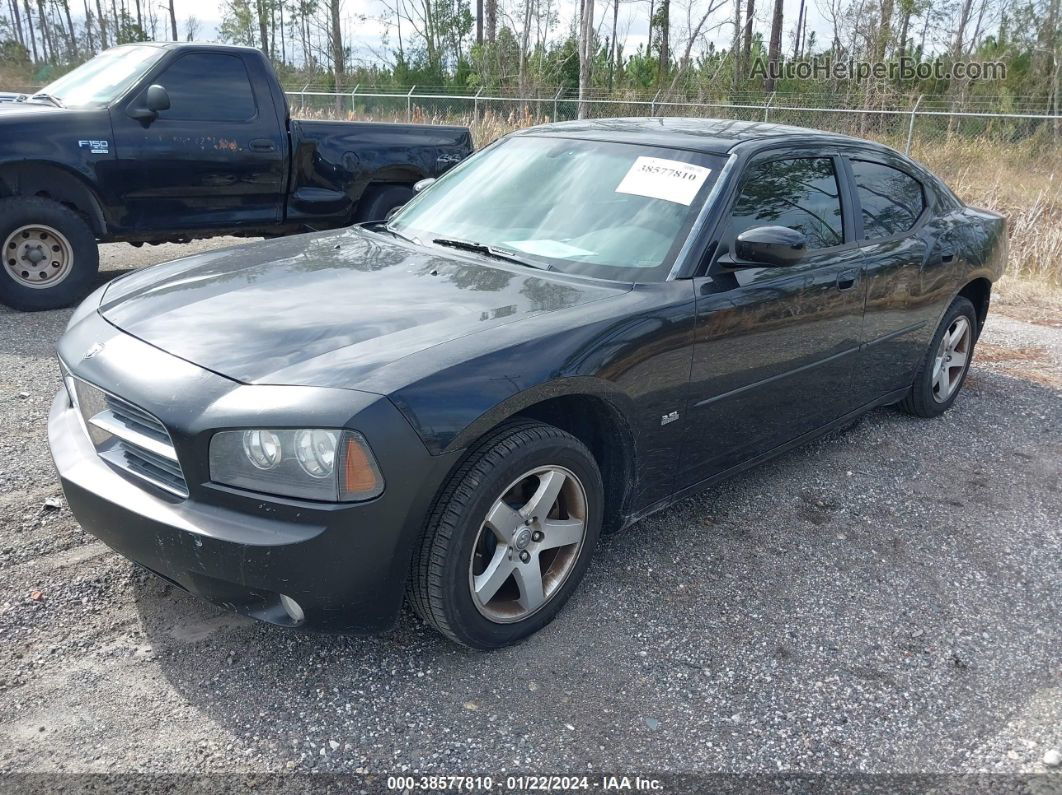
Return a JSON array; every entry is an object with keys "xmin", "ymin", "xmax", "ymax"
[{"xmin": 68, "ymin": 376, "xmax": 189, "ymax": 499}]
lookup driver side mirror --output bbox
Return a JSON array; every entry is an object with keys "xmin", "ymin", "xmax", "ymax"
[
  {"xmin": 734, "ymin": 226, "xmax": 806, "ymax": 267},
  {"xmin": 128, "ymin": 84, "xmax": 170, "ymax": 123}
]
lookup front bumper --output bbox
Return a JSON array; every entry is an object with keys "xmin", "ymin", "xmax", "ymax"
[{"xmin": 48, "ymin": 323, "xmax": 461, "ymax": 631}]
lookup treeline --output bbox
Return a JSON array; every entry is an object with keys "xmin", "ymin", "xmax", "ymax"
[{"xmin": 1, "ymin": 0, "xmax": 1058, "ymax": 113}]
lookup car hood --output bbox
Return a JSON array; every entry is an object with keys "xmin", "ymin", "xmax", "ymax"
[
  {"xmin": 0, "ymin": 101, "xmax": 64, "ymax": 116},
  {"xmin": 100, "ymin": 227, "xmax": 628, "ymax": 388}
]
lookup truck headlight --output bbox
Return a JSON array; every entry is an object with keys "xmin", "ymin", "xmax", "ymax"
[{"xmin": 210, "ymin": 429, "xmax": 383, "ymax": 502}]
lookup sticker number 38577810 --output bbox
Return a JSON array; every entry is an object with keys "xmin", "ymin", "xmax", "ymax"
[{"xmin": 615, "ymin": 156, "xmax": 712, "ymax": 206}]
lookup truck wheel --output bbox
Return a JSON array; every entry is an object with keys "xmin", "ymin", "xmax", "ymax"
[
  {"xmin": 0, "ymin": 197, "xmax": 99, "ymax": 311},
  {"xmin": 354, "ymin": 184, "xmax": 415, "ymax": 223},
  {"xmin": 409, "ymin": 420, "xmax": 603, "ymax": 649}
]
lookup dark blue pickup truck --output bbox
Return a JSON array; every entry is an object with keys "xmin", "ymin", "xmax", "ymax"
[{"xmin": 0, "ymin": 43, "xmax": 473, "ymax": 310}]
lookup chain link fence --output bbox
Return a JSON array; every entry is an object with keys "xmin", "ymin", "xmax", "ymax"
[{"xmin": 284, "ymin": 85, "xmax": 1061, "ymax": 153}]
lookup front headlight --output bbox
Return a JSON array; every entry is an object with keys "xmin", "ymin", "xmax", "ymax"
[{"xmin": 209, "ymin": 428, "xmax": 384, "ymax": 502}]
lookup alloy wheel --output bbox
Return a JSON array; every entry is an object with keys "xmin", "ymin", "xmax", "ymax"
[
  {"xmin": 468, "ymin": 466, "xmax": 588, "ymax": 623},
  {"xmin": 931, "ymin": 315, "xmax": 972, "ymax": 403}
]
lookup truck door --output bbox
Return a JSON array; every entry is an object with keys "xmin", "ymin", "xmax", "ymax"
[{"xmin": 110, "ymin": 50, "xmax": 286, "ymax": 232}]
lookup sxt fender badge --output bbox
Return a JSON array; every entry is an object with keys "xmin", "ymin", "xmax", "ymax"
[{"xmin": 660, "ymin": 411, "xmax": 680, "ymax": 426}]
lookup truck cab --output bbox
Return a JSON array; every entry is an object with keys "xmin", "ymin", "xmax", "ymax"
[{"xmin": 0, "ymin": 43, "xmax": 472, "ymax": 310}]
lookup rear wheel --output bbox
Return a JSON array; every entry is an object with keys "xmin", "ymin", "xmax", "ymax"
[
  {"xmin": 353, "ymin": 184, "xmax": 415, "ymax": 223},
  {"xmin": 0, "ymin": 196, "xmax": 99, "ymax": 311},
  {"xmin": 409, "ymin": 420, "xmax": 603, "ymax": 649},
  {"xmin": 899, "ymin": 296, "xmax": 978, "ymax": 418}
]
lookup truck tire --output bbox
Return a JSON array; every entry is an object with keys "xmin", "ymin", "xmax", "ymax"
[
  {"xmin": 354, "ymin": 184, "xmax": 415, "ymax": 223},
  {"xmin": 0, "ymin": 197, "xmax": 99, "ymax": 311}
]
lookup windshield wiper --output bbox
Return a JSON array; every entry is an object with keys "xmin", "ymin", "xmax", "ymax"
[
  {"xmin": 29, "ymin": 92, "xmax": 64, "ymax": 108},
  {"xmin": 432, "ymin": 238, "xmax": 550, "ymax": 270}
]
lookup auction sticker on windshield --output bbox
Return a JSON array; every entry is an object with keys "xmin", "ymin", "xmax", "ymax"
[{"xmin": 615, "ymin": 156, "xmax": 711, "ymax": 205}]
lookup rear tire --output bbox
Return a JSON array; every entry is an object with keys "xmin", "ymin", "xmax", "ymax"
[
  {"xmin": 409, "ymin": 420, "xmax": 603, "ymax": 649},
  {"xmin": 899, "ymin": 296, "xmax": 978, "ymax": 418},
  {"xmin": 0, "ymin": 196, "xmax": 99, "ymax": 311},
  {"xmin": 353, "ymin": 184, "xmax": 415, "ymax": 223}
]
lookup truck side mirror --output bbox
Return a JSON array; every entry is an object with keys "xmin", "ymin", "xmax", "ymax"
[
  {"xmin": 128, "ymin": 84, "xmax": 170, "ymax": 123},
  {"xmin": 146, "ymin": 84, "xmax": 170, "ymax": 113}
]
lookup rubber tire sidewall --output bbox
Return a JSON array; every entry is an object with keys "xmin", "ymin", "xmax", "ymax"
[
  {"xmin": 900, "ymin": 296, "xmax": 978, "ymax": 418},
  {"xmin": 0, "ymin": 197, "xmax": 99, "ymax": 311},
  {"xmin": 354, "ymin": 185, "xmax": 415, "ymax": 223},
  {"xmin": 417, "ymin": 423, "xmax": 604, "ymax": 649}
]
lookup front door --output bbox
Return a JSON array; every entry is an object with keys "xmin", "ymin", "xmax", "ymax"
[
  {"xmin": 110, "ymin": 50, "xmax": 287, "ymax": 233},
  {"xmin": 679, "ymin": 154, "xmax": 867, "ymax": 488}
]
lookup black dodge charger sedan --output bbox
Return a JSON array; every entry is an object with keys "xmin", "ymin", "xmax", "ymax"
[{"xmin": 49, "ymin": 118, "xmax": 1006, "ymax": 649}]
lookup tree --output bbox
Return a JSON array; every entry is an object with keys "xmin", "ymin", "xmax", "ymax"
[
  {"xmin": 764, "ymin": 0, "xmax": 782, "ymax": 90},
  {"xmin": 577, "ymin": 0, "xmax": 593, "ymax": 117}
]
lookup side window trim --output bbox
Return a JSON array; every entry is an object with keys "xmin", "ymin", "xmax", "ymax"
[
  {"xmin": 843, "ymin": 154, "xmax": 930, "ymax": 244},
  {"xmin": 716, "ymin": 151, "xmax": 853, "ymax": 261}
]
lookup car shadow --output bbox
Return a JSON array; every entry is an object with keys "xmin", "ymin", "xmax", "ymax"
[{"xmin": 131, "ymin": 368, "xmax": 1062, "ymax": 772}]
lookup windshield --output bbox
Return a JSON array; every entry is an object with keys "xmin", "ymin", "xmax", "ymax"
[
  {"xmin": 390, "ymin": 136, "xmax": 725, "ymax": 281},
  {"xmin": 35, "ymin": 45, "xmax": 165, "ymax": 107}
]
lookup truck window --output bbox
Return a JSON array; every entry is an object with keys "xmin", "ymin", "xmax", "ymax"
[{"xmin": 153, "ymin": 53, "xmax": 257, "ymax": 123}]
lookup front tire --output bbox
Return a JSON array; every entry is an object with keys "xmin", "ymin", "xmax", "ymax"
[
  {"xmin": 899, "ymin": 296, "xmax": 978, "ymax": 418},
  {"xmin": 409, "ymin": 420, "xmax": 603, "ymax": 649},
  {"xmin": 0, "ymin": 196, "xmax": 99, "ymax": 311}
]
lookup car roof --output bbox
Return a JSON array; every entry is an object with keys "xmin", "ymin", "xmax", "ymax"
[
  {"xmin": 514, "ymin": 117, "xmax": 898, "ymax": 157},
  {"xmin": 109, "ymin": 42, "xmax": 262, "ymax": 54}
]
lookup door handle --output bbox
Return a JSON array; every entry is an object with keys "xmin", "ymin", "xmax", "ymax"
[
  {"xmin": 939, "ymin": 249, "xmax": 956, "ymax": 263},
  {"xmin": 249, "ymin": 138, "xmax": 277, "ymax": 153},
  {"xmin": 836, "ymin": 269, "xmax": 859, "ymax": 291}
]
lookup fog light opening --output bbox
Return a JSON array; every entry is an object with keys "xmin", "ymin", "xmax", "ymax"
[{"xmin": 279, "ymin": 594, "xmax": 305, "ymax": 624}]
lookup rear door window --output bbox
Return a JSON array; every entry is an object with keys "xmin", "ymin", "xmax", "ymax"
[{"xmin": 850, "ymin": 160, "xmax": 926, "ymax": 240}]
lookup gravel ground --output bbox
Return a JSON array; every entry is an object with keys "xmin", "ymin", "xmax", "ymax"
[{"xmin": 0, "ymin": 239, "xmax": 1060, "ymax": 780}]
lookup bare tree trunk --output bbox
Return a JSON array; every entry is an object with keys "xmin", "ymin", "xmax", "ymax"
[
  {"xmin": 166, "ymin": 0, "xmax": 176, "ymax": 39},
  {"xmin": 658, "ymin": 0, "xmax": 669, "ymax": 84},
  {"xmin": 81, "ymin": 0, "xmax": 94, "ymax": 51},
  {"xmin": 742, "ymin": 0, "xmax": 754, "ymax": 60},
  {"xmin": 764, "ymin": 0, "xmax": 782, "ymax": 91},
  {"xmin": 475, "ymin": 0, "xmax": 482, "ymax": 43},
  {"xmin": 731, "ymin": 0, "xmax": 741, "ymax": 90},
  {"xmin": 36, "ymin": 0, "xmax": 52, "ymax": 60},
  {"xmin": 608, "ymin": 0, "xmax": 618, "ymax": 88},
  {"xmin": 10, "ymin": 0, "xmax": 26, "ymax": 48},
  {"xmin": 133, "ymin": 0, "xmax": 141, "ymax": 32},
  {"xmin": 279, "ymin": 0, "xmax": 286, "ymax": 62},
  {"xmin": 577, "ymin": 0, "xmax": 594, "ymax": 118},
  {"xmin": 485, "ymin": 0, "xmax": 496, "ymax": 42},
  {"xmin": 330, "ymin": 0, "xmax": 344, "ymax": 112},
  {"xmin": 792, "ymin": 0, "xmax": 804, "ymax": 57},
  {"xmin": 95, "ymin": 0, "xmax": 107, "ymax": 46},
  {"xmin": 60, "ymin": 0, "xmax": 77, "ymax": 57},
  {"xmin": 24, "ymin": 0, "xmax": 38, "ymax": 61},
  {"xmin": 256, "ymin": 0, "xmax": 270, "ymax": 56}
]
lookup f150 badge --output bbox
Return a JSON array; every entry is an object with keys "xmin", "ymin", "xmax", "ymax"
[{"xmin": 78, "ymin": 140, "xmax": 110, "ymax": 154}]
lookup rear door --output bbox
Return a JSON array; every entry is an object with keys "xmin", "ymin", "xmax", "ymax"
[
  {"xmin": 110, "ymin": 50, "xmax": 287, "ymax": 232},
  {"xmin": 679, "ymin": 151, "xmax": 866, "ymax": 487},
  {"xmin": 842, "ymin": 155, "xmax": 932, "ymax": 402}
]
